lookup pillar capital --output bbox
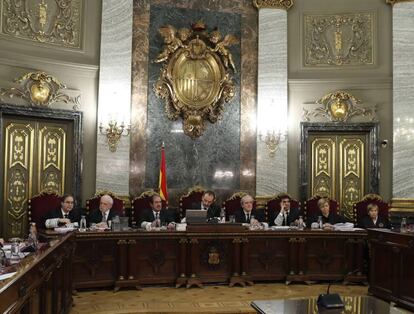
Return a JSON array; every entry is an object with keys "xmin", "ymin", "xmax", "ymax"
[{"xmin": 253, "ymin": 0, "xmax": 293, "ymax": 10}]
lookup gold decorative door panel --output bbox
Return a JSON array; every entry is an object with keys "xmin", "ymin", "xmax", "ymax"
[
  {"xmin": 3, "ymin": 122, "xmax": 35, "ymax": 237},
  {"xmin": 38, "ymin": 125, "xmax": 67, "ymax": 193},
  {"xmin": 309, "ymin": 134, "xmax": 368, "ymax": 219},
  {"xmin": 2, "ymin": 117, "xmax": 73, "ymax": 238}
]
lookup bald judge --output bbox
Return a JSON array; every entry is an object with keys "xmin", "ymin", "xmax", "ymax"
[{"xmin": 88, "ymin": 194, "xmax": 119, "ymax": 227}]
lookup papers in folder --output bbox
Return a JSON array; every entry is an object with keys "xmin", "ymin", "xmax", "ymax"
[
  {"xmin": 333, "ymin": 222, "xmax": 355, "ymax": 231},
  {"xmin": 270, "ymin": 226, "xmax": 290, "ymax": 231}
]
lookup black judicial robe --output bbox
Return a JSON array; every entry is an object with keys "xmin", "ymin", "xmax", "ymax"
[
  {"xmin": 310, "ymin": 211, "xmax": 348, "ymax": 225},
  {"xmin": 268, "ymin": 207, "xmax": 302, "ymax": 227},
  {"xmin": 88, "ymin": 208, "xmax": 119, "ymax": 225},
  {"xmin": 235, "ymin": 209, "xmax": 266, "ymax": 223},
  {"xmin": 359, "ymin": 216, "xmax": 391, "ymax": 229},
  {"xmin": 139, "ymin": 209, "xmax": 175, "ymax": 226},
  {"xmin": 43, "ymin": 208, "xmax": 81, "ymax": 227}
]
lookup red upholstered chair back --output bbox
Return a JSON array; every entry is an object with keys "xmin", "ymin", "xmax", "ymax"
[
  {"xmin": 304, "ymin": 195, "xmax": 339, "ymax": 221},
  {"xmin": 86, "ymin": 191, "xmax": 125, "ymax": 216},
  {"xmin": 28, "ymin": 191, "xmax": 62, "ymax": 228},
  {"xmin": 266, "ymin": 193, "xmax": 301, "ymax": 220},
  {"xmin": 132, "ymin": 190, "xmax": 167, "ymax": 224},
  {"xmin": 179, "ymin": 186, "xmax": 205, "ymax": 219},
  {"xmin": 222, "ymin": 192, "xmax": 256, "ymax": 218},
  {"xmin": 353, "ymin": 194, "xmax": 389, "ymax": 226}
]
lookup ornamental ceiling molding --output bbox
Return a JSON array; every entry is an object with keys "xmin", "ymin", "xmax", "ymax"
[
  {"xmin": 1, "ymin": 0, "xmax": 82, "ymax": 48},
  {"xmin": 253, "ymin": 0, "xmax": 294, "ymax": 10},
  {"xmin": 302, "ymin": 91, "xmax": 377, "ymax": 123},
  {"xmin": 0, "ymin": 72, "xmax": 80, "ymax": 109},
  {"xmin": 153, "ymin": 21, "xmax": 237, "ymax": 139},
  {"xmin": 304, "ymin": 12, "xmax": 374, "ymax": 67}
]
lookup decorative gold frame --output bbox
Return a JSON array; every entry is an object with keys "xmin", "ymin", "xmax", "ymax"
[
  {"xmin": 303, "ymin": 91, "xmax": 376, "ymax": 123},
  {"xmin": 153, "ymin": 22, "xmax": 237, "ymax": 138},
  {"xmin": 0, "ymin": 72, "xmax": 80, "ymax": 109}
]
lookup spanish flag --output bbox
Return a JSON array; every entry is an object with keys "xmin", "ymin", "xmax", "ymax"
[{"xmin": 158, "ymin": 142, "xmax": 168, "ymax": 201}]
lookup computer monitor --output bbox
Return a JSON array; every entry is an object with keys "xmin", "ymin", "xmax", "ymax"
[{"xmin": 186, "ymin": 209, "xmax": 207, "ymax": 224}]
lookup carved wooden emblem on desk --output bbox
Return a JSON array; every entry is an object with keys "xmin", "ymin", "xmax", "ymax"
[
  {"xmin": 208, "ymin": 247, "xmax": 220, "ymax": 265},
  {"xmin": 153, "ymin": 21, "xmax": 237, "ymax": 138}
]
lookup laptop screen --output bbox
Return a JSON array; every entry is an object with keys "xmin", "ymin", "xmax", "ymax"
[{"xmin": 186, "ymin": 209, "xmax": 207, "ymax": 224}]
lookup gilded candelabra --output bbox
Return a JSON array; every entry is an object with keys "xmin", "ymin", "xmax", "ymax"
[
  {"xmin": 259, "ymin": 130, "xmax": 287, "ymax": 157},
  {"xmin": 99, "ymin": 120, "xmax": 130, "ymax": 152}
]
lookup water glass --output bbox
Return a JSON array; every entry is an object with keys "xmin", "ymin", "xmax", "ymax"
[{"xmin": 229, "ymin": 215, "xmax": 235, "ymax": 223}]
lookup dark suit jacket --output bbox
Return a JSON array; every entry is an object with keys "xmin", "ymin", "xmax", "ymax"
[
  {"xmin": 43, "ymin": 208, "xmax": 81, "ymax": 226},
  {"xmin": 235, "ymin": 209, "xmax": 266, "ymax": 223},
  {"xmin": 269, "ymin": 207, "xmax": 302, "ymax": 227},
  {"xmin": 310, "ymin": 211, "xmax": 348, "ymax": 225},
  {"xmin": 359, "ymin": 216, "xmax": 391, "ymax": 229},
  {"xmin": 88, "ymin": 209, "xmax": 119, "ymax": 225},
  {"xmin": 139, "ymin": 209, "xmax": 175, "ymax": 225},
  {"xmin": 191, "ymin": 202, "xmax": 221, "ymax": 219}
]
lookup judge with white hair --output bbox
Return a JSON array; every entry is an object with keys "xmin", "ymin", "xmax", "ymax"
[{"xmin": 88, "ymin": 194, "xmax": 119, "ymax": 227}]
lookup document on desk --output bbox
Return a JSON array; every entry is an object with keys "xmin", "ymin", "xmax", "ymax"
[
  {"xmin": 333, "ymin": 222, "xmax": 355, "ymax": 231},
  {"xmin": 0, "ymin": 271, "xmax": 17, "ymax": 281}
]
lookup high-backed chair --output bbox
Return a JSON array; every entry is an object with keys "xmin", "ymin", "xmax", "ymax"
[
  {"xmin": 353, "ymin": 194, "xmax": 389, "ymax": 227},
  {"xmin": 304, "ymin": 195, "xmax": 339, "ymax": 221},
  {"xmin": 86, "ymin": 191, "xmax": 125, "ymax": 216},
  {"xmin": 28, "ymin": 191, "xmax": 62, "ymax": 228},
  {"xmin": 222, "ymin": 192, "xmax": 257, "ymax": 218},
  {"xmin": 131, "ymin": 190, "xmax": 168, "ymax": 224},
  {"xmin": 266, "ymin": 193, "xmax": 301, "ymax": 224},
  {"xmin": 179, "ymin": 186, "xmax": 205, "ymax": 219}
]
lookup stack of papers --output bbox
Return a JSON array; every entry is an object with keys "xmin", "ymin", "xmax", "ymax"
[
  {"xmin": 270, "ymin": 226, "xmax": 290, "ymax": 231},
  {"xmin": 333, "ymin": 222, "xmax": 355, "ymax": 231}
]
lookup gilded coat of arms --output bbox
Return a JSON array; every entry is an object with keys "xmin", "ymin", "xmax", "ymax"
[{"xmin": 153, "ymin": 21, "xmax": 238, "ymax": 138}]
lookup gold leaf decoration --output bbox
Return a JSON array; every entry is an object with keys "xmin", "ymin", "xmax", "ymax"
[
  {"xmin": 0, "ymin": 71, "xmax": 80, "ymax": 109},
  {"xmin": 153, "ymin": 21, "xmax": 237, "ymax": 139},
  {"xmin": 253, "ymin": 0, "xmax": 294, "ymax": 10},
  {"xmin": 1, "ymin": 0, "xmax": 82, "ymax": 48},
  {"xmin": 304, "ymin": 13, "xmax": 373, "ymax": 66},
  {"xmin": 303, "ymin": 91, "xmax": 376, "ymax": 123}
]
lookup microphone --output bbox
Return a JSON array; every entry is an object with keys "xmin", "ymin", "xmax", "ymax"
[{"xmin": 317, "ymin": 268, "xmax": 360, "ymax": 309}]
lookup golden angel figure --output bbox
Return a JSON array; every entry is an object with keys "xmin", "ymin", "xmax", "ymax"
[
  {"xmin": 154, "ymin": 25, "xmax": 184, "ymax": 63},
  {"xmin": 209, "ymin": 31, "xmax": 239, "ymax": 73}
]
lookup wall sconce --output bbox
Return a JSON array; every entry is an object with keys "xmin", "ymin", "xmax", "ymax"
[
  {"xmin": 99, "ymin": 120, "xmax": 130, "ymax": 152},
  {"xmin": 259, "ymin": 130, "xmax": 287, "ymax": 157}
]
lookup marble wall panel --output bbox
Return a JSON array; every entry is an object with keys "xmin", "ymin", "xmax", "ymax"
[
  {"xmin": 146, "ymin": 5, "xmax": 241, "ymax": 190},
  {"xmin": 96, "ymin": 0, "xmax": 132, "ymax": 195},
  {"xmin": 256, "ymin": 9, "xmax": 288, "ymax": 196},
  {"xmin": 130, "ymin": 0, "xmax": 257, "ymax": 206},
  {"xmin": 392, "ymin": 2, "xmax": 414, "ymax": 198}
]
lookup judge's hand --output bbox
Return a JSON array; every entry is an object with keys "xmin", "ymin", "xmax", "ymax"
[
  {"xmin": 323, "ymin": 223, "xmax": 334, "ymax": 230},
  {"xmin": 58, "ymin": 218, "xmax": 71, "ymax": 225}
]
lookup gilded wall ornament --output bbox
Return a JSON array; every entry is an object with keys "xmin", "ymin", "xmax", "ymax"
[
  {"xmin": 304, "ymin": 13, "xmax": 373, "ymax": 66},
  {"xmin": 153, "ymin": 21, "xmax": 237, "ymax": 138},
  {"xmin": 303, "ymin": 91, "xmax": 376, "ymax": 123},
  {"xmin": 0, "ymin": 72, "xmax": 80, "ymax": 109},
  {"xmin": 1, "ymin": 0, "xmax": 82, "ymax": 48},
  {"xmin": 253, "ymin": 0, "xmax": 293, "ymax": 10}
]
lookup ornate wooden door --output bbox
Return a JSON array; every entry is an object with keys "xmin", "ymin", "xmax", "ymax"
[
  {"xmin": 301, "ymin": 123, "xmax": 379, "ymax": 220},
  {"xmin": 0, "ymin": 105, "xmax": 82, "ymax": 238}
]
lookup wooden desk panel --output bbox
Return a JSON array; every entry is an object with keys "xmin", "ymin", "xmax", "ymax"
[
  {"xmin": 368, "ymin": 229, "xmax": 414, "ymax": 312},
  {"xmin": 66, "ymin": 228, "xmax": 368, "ymax": 290},
  {"xmin": 0, "ymin": 233, "xmax": 75, "ymax": 314}
]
